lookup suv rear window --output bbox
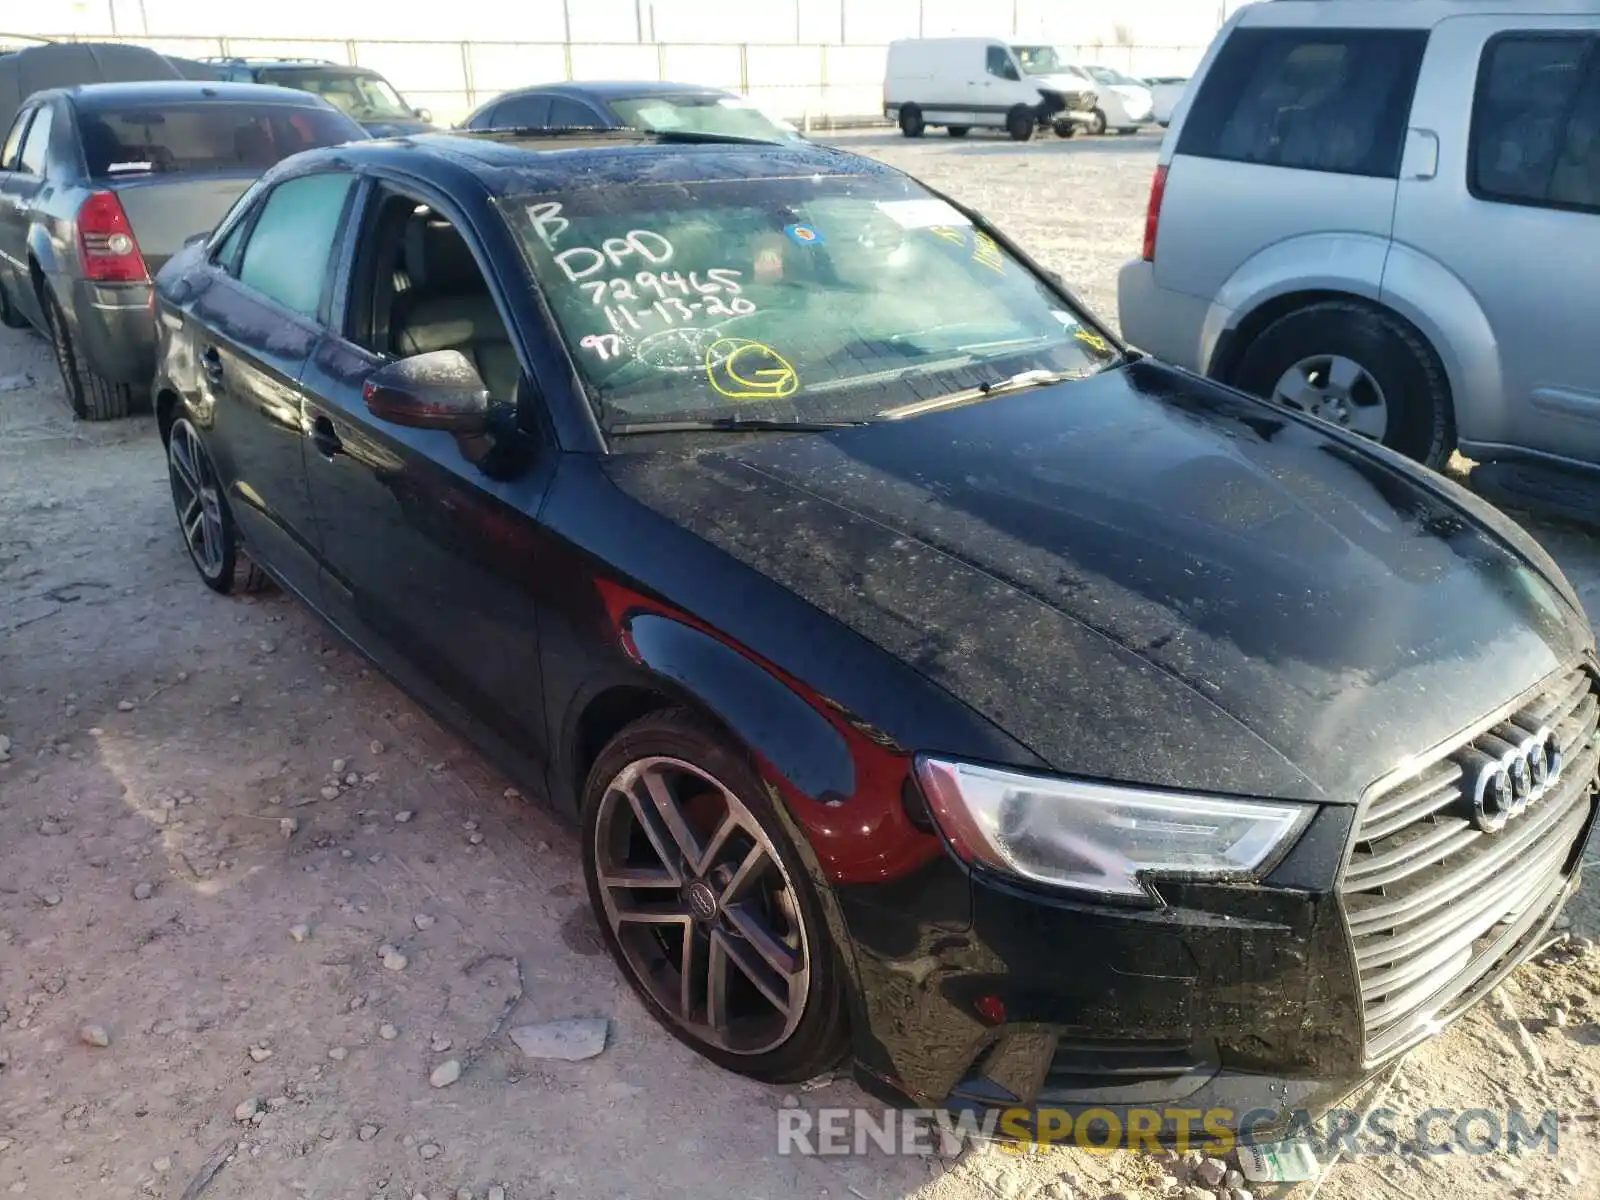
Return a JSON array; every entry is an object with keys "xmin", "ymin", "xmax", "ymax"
[
  {"xmin": 1177, "ymin": 28, "xmax": 1428, "ymax": 178},
  {"xmin": 76, "ymin": 102, "xmax": 356, "ymax": 178},
  {"xmin": 1470, "ymin": 33, "xmax": 1600, "ymax": 214}
]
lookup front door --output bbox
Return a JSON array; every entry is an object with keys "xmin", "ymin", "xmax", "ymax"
[
  {"xmin": 1393, "ymin": 17, "xmax": 1600, "ymax": 464},
  {"xmin": 299, "ymin": 180, "xmax": 555, "ymax": 761},
  {"xmin": 0, "ymin": 104, "xmax": 49, "ymax": 326},
  {"xmin": 189, "ymin": 169, "xmax": 357, "ymax": 601}
]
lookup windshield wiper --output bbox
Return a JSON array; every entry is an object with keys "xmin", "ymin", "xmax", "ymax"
[
  {"xmin": 874, "ymin": 368, "xmax": 1094, "ymax": 420},
  {"xmin": 605, "ymin": 416, "xmax": 870, "ymax": 436}
]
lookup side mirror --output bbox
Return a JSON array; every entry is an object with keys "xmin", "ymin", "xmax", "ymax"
[
  {"xmin": 363, "ymin": 350, "xmax": 489, "ymax": 434},
  {"xmin": 414, "ymin": 106, "xmax": 433, "ymax": 124}
]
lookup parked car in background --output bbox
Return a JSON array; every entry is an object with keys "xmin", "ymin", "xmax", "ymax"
[
  {"xmin": 152, "ymin": 127, "xmax": 1597, "ymax": 1135},
  {"xmin": 201, "ymin": 58, "xmax": 434, "ymax": 137},
  {"xmin": 1080, "ymin": 65, "xmax": 1154, "ymax": 133},
  {"xmin": 885, "ymin": 38, "xmax": 1097, "ymax": 140},
  {"xmin": 0, "ymin": 81, "xmax": 365, "ymax": 419},
  {"xmin": 1119, "ymin": 0, "xmax": 1600, "ymax": 518},
  {"xmin": 460, "ymin": 81, "xmax": 799, "ymax": 141},
  {"xmin": 1145, "ymin": 75, "xmax": 1189, "ymax": 126},
  {"xmin": 0, "ymin": 41, "xmax": 209, "ymax": 136}
]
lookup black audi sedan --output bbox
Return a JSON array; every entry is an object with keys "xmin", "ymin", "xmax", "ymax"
[{"xmin": 151, "ymin": 129, "xmax": 1598, "ymax": 1139}]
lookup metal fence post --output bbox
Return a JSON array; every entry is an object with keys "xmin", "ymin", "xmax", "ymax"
[
  {"xmin": 657, "ymin": 41, "xmax": 667, "ymax": 82},
  {"xmin": 460, "ymin": 41, "xmax": 475, "ymax": 111},
  {"xmin": 345, "ymin": 38, "xmax": 358, "ymax": 66},
  {"xmin": 739, "ymin": 44, "xmax": 749, "ymax": 94},
  {"xmin": 563, "ymin": 40, "xmax": 573, "ymax": 82}
]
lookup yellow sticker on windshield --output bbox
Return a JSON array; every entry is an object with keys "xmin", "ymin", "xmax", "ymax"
[
  {"xmin": 972, "ymin": 231, "xmax": 1004, "ymax": 274},
  {"xmin": 706, "ymin": 338, "xmax": 799, "ymax": 400},
  {"xmin": 1074, "ymin": 328, "xmax": 1110, "ymax": 354}
]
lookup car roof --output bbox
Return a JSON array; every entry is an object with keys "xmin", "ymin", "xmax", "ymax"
[
  {"xmin": 505, "ymin": 80, "xmax": 736, "ymax": 101},
  {"xmin": 292, "ymin": 128, "xmax": 897, "ymax": 195},
  {"xmin": 55, "ymin": 80, "xmax": 337, "ymax": 109},
  {"xmin": 244, "ymin": 61, "xmax": 383, "ymax": 75},
  {"xmin": 1243, "ymin": 0, "xmax": 1600, "ymax": 28}
]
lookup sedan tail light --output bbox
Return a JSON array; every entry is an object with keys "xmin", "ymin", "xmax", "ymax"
[
  {"xmin": 77, "ymin": 191, "xmax": 149, "ymax": 283},
  {"xmin": 1141, "ymin": 164, "xmax": 1168, "ymax": 263}
]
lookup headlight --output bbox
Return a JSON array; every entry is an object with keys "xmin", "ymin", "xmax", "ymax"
[{"xmin": 915, "ymin": 757, "xmax": 1314, "ymax": 900}]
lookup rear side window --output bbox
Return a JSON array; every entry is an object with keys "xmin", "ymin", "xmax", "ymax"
[
  {"xmin": 1177, "ymin": 28, "xmax": 1428, "ymax": 177},
  {"xmin": 18, "ymin": 105, "xmax": 52, "ymax": 175},
  {"xmin": 75, "ymin": 102, "xmax": 357, "ymax": 178},
  {"xmin": 1471, "ymin": 34, "xmax": 1600, "ymax": 214},
  {"xmin": 236, "ymin": 172, "xmax": 355, "ymax": 317},
  {"xmin": 549, "ymin": 97, "xmax": 604, "ymax": 128},
  {"xmin": 491, "ymin": 93, "xmax": 552, "ymax": 128}
]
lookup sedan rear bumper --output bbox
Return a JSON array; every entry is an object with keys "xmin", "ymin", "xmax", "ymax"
[{"xmin": 69, "ymin": 279, "xmax": 157, "ymax": 387}]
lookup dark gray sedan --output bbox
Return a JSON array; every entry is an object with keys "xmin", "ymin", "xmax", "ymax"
[
  {"xmin": 0, "ymin": 80, "xmax": 363, "ymax": 419},
  {"xmin": 459, "ymin": 81, "xmax": 801, "ymax": 142}
]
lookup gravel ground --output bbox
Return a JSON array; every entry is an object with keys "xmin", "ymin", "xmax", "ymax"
[{"xmin": 0, "ymin": 128, "xmax": 1597, "ymax": 1200}]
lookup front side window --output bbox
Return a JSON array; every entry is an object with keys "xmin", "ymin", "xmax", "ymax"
[
  {"xmin": 262, "ymin": 70, "xmax": 412, "ymax": 122},
  {"xmin": 1, "ymin": 109, "xmax": 31, "ymax": 171},
  {"xmin": 17, "ymin": 105, "xmax": 52, "ymax": 176},
  {"xmin": 76, "ymin": 102, "xmax": 359, "ymax": 178},
  {"xmin": 987, "ymin": 46, "xmax": 1021, "ymax": 81},
  {"xmin": 1471, "ymin": 34, "xmax": 1600, "ymax": 213},
  {"xmin": 236, "ymin": 172, "xmax": 355, "ymax": 317},
  {"xmin": 1177, "ymin": 28, "xmax": 1429, "ymax": 178},
  {"xmin": 504, "ymin": 173, "xmax": 1118, "ymax": 432},
  {"xmin": 610, "ymin": 94, "xmax": 797, "ymax": 141}
]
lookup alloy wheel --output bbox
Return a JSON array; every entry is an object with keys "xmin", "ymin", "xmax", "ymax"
[
  {"xmin": 167, "ymin": 419, "xmax": 228, "ymax": 580},
  {"xmin": 592, "ymin": 755, "xmax": 811, "ymax": 1056},
  {"xmin": 1271, "ymin": 353, "xmax": 1390, "ymax": 440}
]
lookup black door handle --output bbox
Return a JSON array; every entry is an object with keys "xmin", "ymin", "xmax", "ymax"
[
  {"xmin": 310, "ymin": 414, "xmax": 344, "ymax": 458},
  {"xmin": 200, "ymin": 346, "xmax": 224, "ymax": 384}
]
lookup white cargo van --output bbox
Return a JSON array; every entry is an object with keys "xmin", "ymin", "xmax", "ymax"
[{"xmin": 884, "ymin": 38, "xmax": 1099, "ymax": 140}]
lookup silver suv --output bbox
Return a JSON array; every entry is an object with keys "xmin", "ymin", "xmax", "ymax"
[{"xmin": 1119, "ymin": 0, "xmax": 1600, "ymax": 487}]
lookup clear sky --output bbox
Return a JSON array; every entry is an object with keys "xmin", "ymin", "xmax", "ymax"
[{"xmin": 17, "ymin": 0, "xmax": 1252, "ymax": 47}]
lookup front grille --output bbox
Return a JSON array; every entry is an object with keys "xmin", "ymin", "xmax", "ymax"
[{"xmin": 1341, "ymin": 663, "xmax": 1598, "ymax": 1065}]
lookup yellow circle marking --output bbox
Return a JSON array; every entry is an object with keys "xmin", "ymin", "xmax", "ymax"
[{"xmin": 705, "ymin": 338, "xmax": 799, "ymax": 400}]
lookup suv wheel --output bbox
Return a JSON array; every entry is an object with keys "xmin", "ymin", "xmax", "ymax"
[
  {"xmin": 1231, "ymin": 300, "xmax": 1454, "ymax": 468},
  {"xmin": 1005, "ymin": 107, "xmax": 1036, "ymax": 142},
  {"xmin": 898, "ymin": 105, "xmax": 925, "ymax": 138},
  {"xmin": 580, "ymin": 710, "xmax": 849, "ymax": 1083}
]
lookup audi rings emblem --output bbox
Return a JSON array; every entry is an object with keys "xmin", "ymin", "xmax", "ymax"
[{"xmin": 1465, "ymin": 726, "xmax": 1563, "ymax": 833}]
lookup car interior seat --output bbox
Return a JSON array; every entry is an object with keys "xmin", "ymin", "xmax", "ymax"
[{"xmin": 388, "ymin": 214, "xmax": 519, "ymax": 401}]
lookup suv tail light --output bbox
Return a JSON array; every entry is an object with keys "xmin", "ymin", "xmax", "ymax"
[
  {"xmin": 1141, "ymin": 165, "xmax": 1168, "ymax": 263},
  {"xmin": 77, "ymin": 191, "xmax": 149, "ymax": 283}
]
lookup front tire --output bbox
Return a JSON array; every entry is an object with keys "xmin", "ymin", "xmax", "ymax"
[
  {"xmin": 898, "ymin": 105, "xmax": 925, "ymax": 138},
  {"xmin": 580, "ymin": 710, "xmax": 849, "ymax": 1084},
  {"xmin": 1005, "ymin": 106, "xmax": 1036, "ymax": 142},
  {"xmin": 1088, "ymin": 108, "xmax": 1108, "ymax": 136},
  {"xmin": 42, "ymin": 287, "xmax": 133, "ymax": 421},
  {"xmin": 1230, "ymin": 300, "xmax": 1454, "ymax": 469},
  {"xmin": 1052, "ymin": 120, "xmax": 1077, "ymax": 138},
  {"xmin": 166, "ymin": 417, "xmax": 271, "ymax": 595}
]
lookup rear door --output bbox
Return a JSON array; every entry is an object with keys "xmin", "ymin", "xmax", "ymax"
[
  {"xmin": 1393, "ymin": 18, "xmax": 1600, "ymax": 462},
  {"xmin": 1156, "ymin": 25, "xmax": 1429, "ymax": 304},
  {"xmin": 188, "ymin": 169, "xmax": 358, "ymax": 600}
]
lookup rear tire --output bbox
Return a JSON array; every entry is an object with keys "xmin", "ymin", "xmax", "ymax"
[
  {"xmin": 946, "ymin": 125, "xmax": 970, "ymax": 138},
  {"xmin": 898, "ymin": 105, "xmax": 925, "ymax": 138},
  {"xmin": 1005, "ymin": 106, "xmax": 1036, "ymax": 142},
  {"xmin": 42, "ymin": 287, "xmax": 133, "ymax": 421},
  {"xmin": 1230, "ymin": 300, "xmax": 1454, "ymax": 469},
  {"xmin": 0, "ymin": 275, "xmax": 27, "ymax": 329},
  {"xmin": 166, "ymin": 416, "xmax": 272, "ymax": 595}
]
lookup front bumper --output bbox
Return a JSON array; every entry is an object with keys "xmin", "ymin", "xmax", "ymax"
[
  {"xmin": 68, "ymin": 279, "xmax": 156, "ymax": 386},
  {"xmin": 838, "ymin": 667, "xmax": 1600, "ymax": 1143}
]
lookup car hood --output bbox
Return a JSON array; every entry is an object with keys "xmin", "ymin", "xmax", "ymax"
[
  {"xmin": 1034, "ymin": 73, "xmax": 1097, "ymax": 95},
  {"xmin": 603, "ymin": 359, "xmax": 1589, "ymax": 803}
]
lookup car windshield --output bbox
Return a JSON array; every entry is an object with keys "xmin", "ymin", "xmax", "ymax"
[
  {"xmin": 78, "ymin": 102, "xmax": 359, "ymax": 176},
  {"xmin": 1012, "ymin": 45, "xmax": 1071, "ymax": 76},
  {"xmin": 609, "ymin": 93, "xmax": 796, "ymax": 142},
  {"xmin": 261, "ymin": 69, "xmax": 412, "ymax": 121},
  {"xmin": 503, "ymin": 172, "xmax": 1119, "ymax": 432},
  {"xmin": 1086, "ymin": 66, "xmax": 1142, "ymax": 87}
]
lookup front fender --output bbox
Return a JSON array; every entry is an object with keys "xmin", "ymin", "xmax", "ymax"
[
  {"xmin": 1202, "ymin": 231, "xmax": 1390, "ymax": 373},
  {"xmin": 1377, "ymin": 243, "xmax": 1502, "ymax": 450}
]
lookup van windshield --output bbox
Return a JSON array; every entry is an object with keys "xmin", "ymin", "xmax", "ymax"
[
  {"xmin": 504, "ymin": 172, "xmax": 1119, "ymax": 432},
  {"xmin": 1012, "ymin": 46, "xmax": 1071, "ymax": 76}
]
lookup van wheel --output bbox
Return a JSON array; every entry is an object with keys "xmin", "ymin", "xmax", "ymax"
[
  {"xmin": 1230, "ymin": 300, "xmax": 1454, "ymax": 469},
  {"xmin": 1052, "ymin": 120, "xmax": 1077, "ymax": 138},
  {"xmin": 1005, "ymin": 107, "xmax": 1035, "ymax": 142},
  {"xmin": 946, "ymin": 125, "xmax": 970, "ymax": 138},
  {"xmin": 898, "ymin": 106, "xmax": 925, "ymax": 138},
  {"xmin": 1088, "ymin": 108, "xmax": 1108, "ymax": 136}
]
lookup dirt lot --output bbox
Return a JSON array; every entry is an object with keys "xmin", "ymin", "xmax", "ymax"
[{"xmin": 1, "ymin": 128, "xmax": 1598, "ymax": 1200}]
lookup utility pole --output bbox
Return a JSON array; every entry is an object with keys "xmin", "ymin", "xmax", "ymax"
[
  {"xmin": 635, "ymin": 0, "xmax": 645, "ymax": 43},
  {"xmin": 560, "ymin": 0, "xmax": 570, "ymax": 44}
]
